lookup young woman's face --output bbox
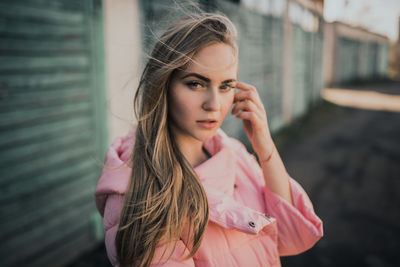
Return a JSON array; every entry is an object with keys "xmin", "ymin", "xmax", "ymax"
[{"xmin": 168, "ymin": 42, "xmax": 238, "ymax": 143}]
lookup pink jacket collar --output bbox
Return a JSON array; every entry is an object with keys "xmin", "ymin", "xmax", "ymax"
[{"xmin": 195, "ymin": 129, "xmax": 236, "ymax": 197}]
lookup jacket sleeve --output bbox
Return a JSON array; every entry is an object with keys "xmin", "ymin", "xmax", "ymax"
[
  {"xmin": 263, "ymin": 174, "xmax": 324, "ymax": 256},
  {"xmin": 228, "ymin": 136, "xmax": 323, "ymax": 256},
  {"xmin": 103, "ymin": 194, "xmax": 123, "ymax": 267}
]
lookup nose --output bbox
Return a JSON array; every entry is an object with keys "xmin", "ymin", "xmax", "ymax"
[{"xmin": 202, "ymin": 86, "xmax": 220, "ymax": 111}]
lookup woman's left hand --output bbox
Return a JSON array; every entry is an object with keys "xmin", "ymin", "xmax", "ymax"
[{"xmin": 231, "ymin": 81, "xmax": 274, "ymax": 158}]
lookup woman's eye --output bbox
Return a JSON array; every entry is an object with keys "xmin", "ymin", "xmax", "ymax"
[
  {"xmin": 220, "ymin": 84, "xmax": 235, "ymax": 91},
  {"xmin": 186, "ymin": 81, "xmax": 203, "ymax": 89}
]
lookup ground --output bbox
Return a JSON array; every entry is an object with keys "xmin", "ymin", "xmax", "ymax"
[
  {"xmin": 279, "ymin": 80, "xmax": 400, "ymax": 267},
  {"xmin": 67, "ymin": 80, "xmax": 400, "ymax": 267}
]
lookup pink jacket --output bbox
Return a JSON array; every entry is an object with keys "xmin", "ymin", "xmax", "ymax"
[{"xmin": 95, "ymin": 126, "xmax": 323, "ymax": 267}]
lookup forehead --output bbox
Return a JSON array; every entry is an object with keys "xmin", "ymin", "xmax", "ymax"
[{"xmin": 181, "ymin": 43, "xmax": 238, "ymax": 78}]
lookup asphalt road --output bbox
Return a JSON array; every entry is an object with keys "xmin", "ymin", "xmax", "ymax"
[{"xmin": 280, "ymin": 80, "xmax": 400, "ymax": 267}]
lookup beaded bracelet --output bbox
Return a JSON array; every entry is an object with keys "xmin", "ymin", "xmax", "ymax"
[{"xmin": 260, "ymin": 144, "xmax": 275, "ymax": 164}]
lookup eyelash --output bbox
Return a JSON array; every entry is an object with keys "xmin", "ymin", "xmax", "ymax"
[{"xmin": 185, "ymin": 81, "xmax": 235, "ymax": 91}]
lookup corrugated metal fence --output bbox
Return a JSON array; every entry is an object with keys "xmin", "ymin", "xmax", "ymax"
[
  {"xmin": 0, "ymin": 0, "xmax": 107, "ymax": 266},
  {"xmin": 335, "ymin": 37, "xmax": 389, "ymax": 83}
]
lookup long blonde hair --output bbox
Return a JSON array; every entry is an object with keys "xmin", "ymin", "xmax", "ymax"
[{"xmin": 115, "ymin": 8, "xmax": 238, "ymax": 267}]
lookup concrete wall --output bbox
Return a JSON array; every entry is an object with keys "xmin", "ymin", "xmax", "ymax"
[{"xmin": 103, "ymin": 0, "xmax": 142, "ymax": 143}]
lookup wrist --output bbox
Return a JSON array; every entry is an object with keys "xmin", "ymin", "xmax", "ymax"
[{"xmin": 258, "ymin": 143, "xmax": 275, "ymax": 163}]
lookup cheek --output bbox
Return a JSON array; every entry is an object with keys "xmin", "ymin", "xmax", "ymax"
[
  {"xmin": 221, "ymin": 93, "xmax": 235, "ymax": 115},
  {"xmin": 169, "ymin": 87, "xmax": 197, "ymax": 120},
  {"xmin": 169, "ymin": 98, "xmax": 186, "ymax": 122}
]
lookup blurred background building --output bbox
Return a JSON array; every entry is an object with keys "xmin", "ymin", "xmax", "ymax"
[
  {"xmin": 323, "ymin": 21, "xmax": 390, "ymax": 85},
  {"xmin": 0, "ymin": 0, "xmax": 398, "ymax": 267},
  {"xmin": 389, "ymin": 16, "xmax": 400, "ymax": 77}
]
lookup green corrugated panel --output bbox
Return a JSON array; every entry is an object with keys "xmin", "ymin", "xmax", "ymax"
[
  {"xmin": 311, "ymin": 31, "xmax": 323, "ymax": 104},
  {"xmin": 336, "ymin": 37, "xmax": 360, "ymax": 83},
  {"xmin": 377, "ymin": 44, "xmax": 389, "ymax": 76},
  {"xmin": 290, "ymin": 23, "xmax": 323, "ymax": 120},
  {"xmin": 308, "ymin": 30, "xmax": 323, "ymax": 106},
  {"xmin": 0, "ymin": 0, "xmax": 107, "ymax": 266},
  {"xmin": 304, "ymin": 31, "xmax": 313, "ymax": 110},
  {"xmin": 335, "ymin": 36, "xmax": 389, "ymax": 83},
  {"xmin": 367, "ymin": 42, "xmax": 378, "ymax": 77},
  {"xmin": 291, "ymin": 24, "xmax": 308, "ymax": 120},
  {"xmin": 268, "ymin": 16, "xmax": 284, "ymax": 132}
]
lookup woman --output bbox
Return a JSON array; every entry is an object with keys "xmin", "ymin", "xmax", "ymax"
[{"xmin": 95, "ymin": 10, "xmax": 323, "ymax": 267}]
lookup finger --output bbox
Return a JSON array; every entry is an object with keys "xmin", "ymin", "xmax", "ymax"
[
  {"xmin": 235, "ymin": 111, "xmax": 258, "ymax": 125},
  {"xmin": 235, "ymin": 81, "xmax": 257, "ymax": 92},
  {"xmin": 234, "ymin": 91, "xmax": 264, "ymax": 111},
  {"xmin": 232, "ymin": 99, "xmax": 259, "ymax": 115},
  {"xmin": 234, "ymin": 83, "xmax": 262, "ymax": 103}
]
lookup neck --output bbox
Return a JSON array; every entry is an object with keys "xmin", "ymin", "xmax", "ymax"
[{"xmin": 171, "ymin": 126, "xmax": 209, "ymax": 167}]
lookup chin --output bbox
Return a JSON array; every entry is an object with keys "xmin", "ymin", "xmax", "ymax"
[{"xmin": 195, "ymin": 129, "xmax": 218, "ymax": 142}]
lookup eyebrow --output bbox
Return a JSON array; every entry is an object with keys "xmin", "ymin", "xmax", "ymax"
[{"xmin": 181, "ymin": 73, "xmax": 236, "ymax": 84}]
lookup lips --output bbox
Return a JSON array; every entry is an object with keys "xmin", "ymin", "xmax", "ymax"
[
  {"xmin": 197, "ymin": 119, "xmax": 217, "ymax": 123},
  {"xmin": 196, "ymin": 120, "xmax": 218, "ymax": 129}
]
